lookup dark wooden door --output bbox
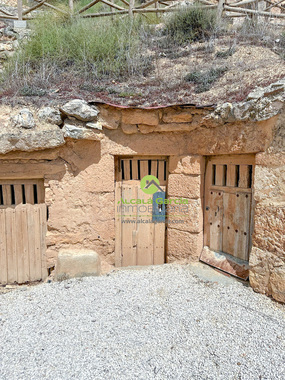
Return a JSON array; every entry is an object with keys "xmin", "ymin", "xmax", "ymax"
[{"xmin": 204, "ymin": 155, "xmax": 254, "ymax": 261}]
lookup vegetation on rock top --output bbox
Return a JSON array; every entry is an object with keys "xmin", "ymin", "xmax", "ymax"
[{"xmin": 1, "ymin": 3, "xmax": 285, "ymax": 107}]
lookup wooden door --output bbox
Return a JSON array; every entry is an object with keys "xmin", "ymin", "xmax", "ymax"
[
  {"xmin": 204, "ymin": 155, "xmax": 254, "ymax": 261},
  {"xmin": 115, "ymin": 158, "xmax": 167, "ymax": 267},
  {"xmin": 0, "ymin": 179, "xmax": 47, "ymax": 284}
]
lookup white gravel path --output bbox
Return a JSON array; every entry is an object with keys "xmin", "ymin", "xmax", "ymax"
[{"xmin": 0, "ymin": 264, "xmax": 285, "ymax": 380}]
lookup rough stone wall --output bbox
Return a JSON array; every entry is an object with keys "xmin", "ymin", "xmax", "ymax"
[
  {"xmin": 43, "ymin": 151, "xmax": 205, "ymax": 270},
  {"xmin": 46, "ymin": 135, "xmax": 207, "ymax": 271},
  {"xmin": 0, "ymin": 95, "xmax": 283, "ymax": 296},
  {"xmin": 0, "ymin": 144, "xmax": 206, "ymax": 273},
  {"xmin": 45, "ymin": 141, "xmax": 116, "ymax": 274},
  {"xmin": 249, "ymin": 108, "xmax": 285, "ymax": 303},
  {"xmin": 167, "ymin": 156, "xmax": 204, "ymax": 263},
  {"xmin": 39, "ymin": 143, "xmax": 206, "ymax": 272}
]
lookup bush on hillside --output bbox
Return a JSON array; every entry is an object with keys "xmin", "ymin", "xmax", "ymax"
[{"xmin": 164, "ymin": 5, "xmax": 216, "ymax": 45}]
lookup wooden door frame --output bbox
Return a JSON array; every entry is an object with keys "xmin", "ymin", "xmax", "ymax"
[
  {"xmin": 203, "ymin": 154, "xmax": 256, "ymax": 262},
  {"xmin": 114, "ymin": 155, "xmax": 169, "ymax": 267}
]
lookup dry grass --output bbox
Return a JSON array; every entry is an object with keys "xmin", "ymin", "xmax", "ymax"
[
  {"xmin": 1, "ymin": 8, "xmax": 285, "ymax": 106},
  {"xmin": 1, "ymin": 13, "xmax": 152, "ymax": 92}
]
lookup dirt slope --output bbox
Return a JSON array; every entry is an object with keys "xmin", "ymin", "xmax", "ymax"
[{"xmin": 0, "ymin": 10, "xmax": 285, "ymax": 107}]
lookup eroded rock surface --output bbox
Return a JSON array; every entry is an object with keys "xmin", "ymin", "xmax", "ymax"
[
  {"xmin": 38, "ymin": 107, "xmax": 62, "ymax": 125},
  {"xmin": 210, "ymin": 79, "xmax": 285, "ymax": 124},
  {"xmin": 0, "ymin": 126, "xmax": 65, "ymax": 154},
  {"xmin": 63, "ymin": 120, "xmax": 103, "ymax": 141},
  {"xmin": 60, "ymin": 99, "xmax": 99, "ymax": 122},
  {"xmin": 10, "ymin": 108, "xmax": 35, "ymax": 129},
  {"xmin": 249, "ymin": 110, "xmax": 285, "ymax": 303}
]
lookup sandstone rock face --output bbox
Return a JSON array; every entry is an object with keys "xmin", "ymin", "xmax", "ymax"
[
  {"xmin": 101, "ymin": 104, "xmax": 213, "ymax": 135},
  {"xmin": 168, "ymin": 174, "xmax": 201, "ymax": 199},
  {"xmin": 92, "ymin": 102, "xmax": 275, "ymax": 157},
  {"xmin": 167, "ymin": 198, "xmax": 203, "ymax": 233},
  {"xmin": 165, "ymin": 159, "xmax": 203, "ymax": 263},
  {"xmin": 162, "ymin": 109, "xmax": 193, "ymax": 123},
  {"xmin": 97, "ymin": 105, "xmax": 120, "ymax": 130},
  {"xmin": 0, "ymin": 96, "xmax": 276, "ymax": 156},
  {"xmin": 249, "ymin": 247, "xmax": 271, "ymax": 295},
  {"xmin": 270, "ymin": 266, "xmax": 285, "ymax": 303},
  {"xmin": 155, "ymin": 123, "xmax": 197, "ymax": 133},
  {"xmin": 249, "ymin": 246, "xmax": 285, "ymax": 303},
  {"xmin": 38, "ymin": 107, "xmax": 62, "ymax": 125},
  {"xmin": 60, "ymin": 99, "xmax": 99, "ymax": 122},
  {"xmin": 121, "ymin": 109, "xmax": 159, "ymax": 125},
  {"xmin": 138, "ymin": 124, "xmax": 156, "ymax": 134},
  {"xmin": 11, "ymin": 108, "xmax": 35, "ymax": 129},
  {"xmin": 169, "ymin": 156, "xmax": 202, "ymax": 175},
  {"xmin": 55, "ymin": 249, "xmax": 101, "ymax": 281},
  {"xmin": 167, "ymin": 229, "xmax": 203, "ymax": 263},
  {"xmin": 43, "ymin": 144, "xmax": 115, "ymax": 271},
  {"xmin": 249, "ymin": 107, "xmax": 285, "ymax": 303},
  {"xmin": 0, "ymin": 102, "xmax": 105, "ymax": 154},
  {"xmin": 253, "ymin": 204, "xmax": 285, "ymax": 256},
  {"xmin": 254, "ymin": 165, "xmax": 285, "ymax": 202},
  {"xmin": 121, "ymin": 123, "xmax": 138, "ymax": 134}
]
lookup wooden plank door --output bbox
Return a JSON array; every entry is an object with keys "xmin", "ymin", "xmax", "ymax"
[
  {"xmin": 222, "ymin": 192, "xmax": 252, "ymax": 260},
  {"xmin": 207, "ymin": 190, "xmax": 223, "ymax": 252},
  {"xmin": 204, "ymin": 155, "xmax": 254, "ymax": 262},
  {"xmin": 0, "ymin": 179, "xmax": 47, "ymax": 284},
  {"xmin": 115, "ymin": 158, "xmax": 167, "ymax": 267}
]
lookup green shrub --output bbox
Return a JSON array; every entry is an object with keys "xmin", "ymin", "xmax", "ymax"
[
  {"xmin": 215, "ymin": 46, "xmax": 235, "ymax": 59},
  {"xmin": 19, "ymin": 85, "xmax": 47, "ymax": 96},
  {"xmin": 185, "ymin": 66, "xmax": 228, "ymax": 93},
  {"xmin": 3, "ymin": 13, "xmax": 151, "ymax": 85},
  {"xmin": 164, "ymin": 5, "xmax": 216, "ymax": 45}
]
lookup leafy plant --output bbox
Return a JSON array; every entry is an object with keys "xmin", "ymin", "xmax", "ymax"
[{"xmin": 185, "ymin": 66, "xmax": 228, "ymax": 93}]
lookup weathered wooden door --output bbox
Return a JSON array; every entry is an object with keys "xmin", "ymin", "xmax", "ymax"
[
  {"xmin": 115, "ymin": 158, "xmax": 168, "ymax": 267},
  {"xmin": 0, "ymin": 179, "xmax": 47, "ymax": 284},
  {"xmin": 204, "ymin": 155, "xmax": 254, "ymax": 261}
]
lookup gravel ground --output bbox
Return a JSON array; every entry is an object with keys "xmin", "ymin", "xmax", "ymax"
[{"xmin": 0, "ymin": 264, "xmax": 285, "ymax": 380}]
